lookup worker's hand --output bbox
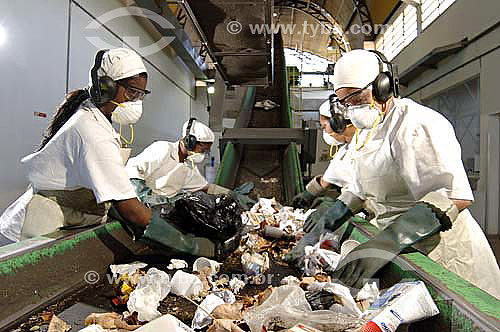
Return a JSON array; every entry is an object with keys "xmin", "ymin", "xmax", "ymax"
[
  {"xmin": 228, "ymin": 191, "xmax": 256, "ymax": 211},
  {"xmin": 292, "ymin": 191, "xmax": 316, "ymax": 209},
  {"xmin": 332, "ymin": 203, "xmax": 443, "ymax": 289},
  {"xmin": 304, "ymin": 199, "xmax": 352, "ymax": 233}
]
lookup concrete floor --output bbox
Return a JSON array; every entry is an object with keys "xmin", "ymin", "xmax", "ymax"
[{"xmin": 487, "ymin": 235, "xmax": 500, "ymax": 266}]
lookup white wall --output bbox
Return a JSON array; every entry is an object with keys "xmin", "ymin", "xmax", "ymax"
[
  {"xmin": 0, "ymin": 0, "xmax": 209, "ymax": 211},
  {"xmin": 392, "ymin": 0, "xmax": 500, "ymax": 234}
]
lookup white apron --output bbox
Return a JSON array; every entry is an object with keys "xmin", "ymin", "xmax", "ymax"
[{"xmin": 353, "ymin": 133, "xmax": 500, "ymax": 299}]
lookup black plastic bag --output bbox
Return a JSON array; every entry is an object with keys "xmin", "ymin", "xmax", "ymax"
[{"xmin": 166, "ymin": 191, "xmax": 242, "ymax": 241}]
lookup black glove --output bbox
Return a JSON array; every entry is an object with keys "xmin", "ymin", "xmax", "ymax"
[
  {"xmin": 332, "ymin": 203, "xmax": 443, "ymax": 290},
  {"xmin": 292, "ymin": 191, "xmax": 316, "ymax": 209},
  {"xmin": 304, "ymin": 199, "xmax": 352, "ymax": 233}
]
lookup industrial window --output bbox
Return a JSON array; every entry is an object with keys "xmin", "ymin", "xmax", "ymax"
[
  {"xmin": 375, "ymin": 4, "xmax": 418, "ymax": 61},
  {"xmin": 375, "ymin": 0, "xmax": 456, "ymax": 60},
  {"xmin": 422, "ymin": 0, "xmax": 456, "ymax": 30}
]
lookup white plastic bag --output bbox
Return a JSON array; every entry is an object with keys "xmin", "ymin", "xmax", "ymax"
[
  {"xmin": 191, "ymin": 290, "xmax": 237, "ymax": 330},
  {"xmin": 127, "ymin": 268, "xmax": 171, "ymax": 322},
  {"xmin": 167, "ymin": 259, "xmax": 188, "ymax": 270},
  {"xmin": 308, "ymin": 282, "xmax": 362, "ymax": 317},
  {"xmin": 110, "ymin": 262, "xmax": 147, "ymax": 278},
  {"xmin": 243, "ymin": 285, "xmax": 365, "ymax": 332},
  {"xmin": 170, "ymin": 270, "xmax": 204, "ymax": 298},
  {"xmin": 78, "ymin": 325, "xmax": 106, "ymax": 332},
  {"xmin": 135, "ymin": 314, "xmax": 194, "ymax": 332},
  {"xmin": 193, "ymin": 257, "xmax": 221, "ymax": 275}
]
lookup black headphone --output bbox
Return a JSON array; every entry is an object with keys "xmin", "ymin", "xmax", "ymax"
[
  {"xmin": 328, "ymin": 50, "xmax": 400, "ymax": 133},
  {"xmin": 369, "ymin": 50, "xmax": 400, "ymax": 103},
  {"xmin": 328, "ymin": 93, "xmax": 348, "ymax": 134},
  {"xmin": 89, "ymin": 49, "xmax": 118, "ymax": 105},
  {"xmin": 183, "ymin": 117, "xmax": 198, "ymax": 151}
]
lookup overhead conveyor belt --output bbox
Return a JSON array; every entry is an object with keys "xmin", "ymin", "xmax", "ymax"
[{"xmin": 215, "ymin": 33, "xmax": 304, "ymax": 203}]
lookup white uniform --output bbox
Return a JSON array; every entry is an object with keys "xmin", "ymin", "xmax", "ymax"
[
  {"xmin": 126, "ymin": 141, "xmax": 208, "ymax": 198},
  {"xmin": 0, "ymin": 100, "xmax": 137, "ymax": 242},
  {"xmin": 342, "ymin": 98, "xmax": 500, "ymax": 299},
  {"xmin": 323, "ymin": 143, "xmax": 355, "ymax": 189}
]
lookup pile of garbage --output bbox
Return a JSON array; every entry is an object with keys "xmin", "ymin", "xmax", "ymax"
[{"xmin": 45, "ymin": 197, "xmax": 441, "ymax": 332}]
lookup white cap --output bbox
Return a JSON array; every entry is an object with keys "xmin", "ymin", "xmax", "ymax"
[
  {"xmin": 333, "ymin": 49, "xmax": 379, "ymax": 91},
  {"xmin": 182, "ymin": 120, "xmax": 215, "ymax": 143},
  {"xmin": 88, "ymin": 48, "xmax": 147, "ymax": 87},
  {"xmin": 319, "ymin": 100, "xmax": 331, "ymax": 118},
  {"xmin": 319, "ymin": 100, "xmax": 350, "ymax": 119}
]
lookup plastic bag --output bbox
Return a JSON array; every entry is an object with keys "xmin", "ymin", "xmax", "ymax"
[
  {"xmin": 307, "ymin": 282, "xmax": 362, "ymax": 317},
  {"xmin": 193, "ymin": 257, "xmax": 221, "ymax": 275},
  {"xmin": 243, "ymin": 285, "xmax": 366, "ymax": 332},
  {"xmin": 110, "ymin": 262, "xmax": 147, "ymax": 278},
  {"xmin": 191, "ymin": 290, "xmax": 237, "ymax": 330},
  {"xmin": 170, "ymin": 270, "xmax": 204, "ymax": 298},
  {"xmin": 191, "ymin": 294, "xmax": 225, "ymax": 330},
  {"xmin": 78, "ymin": 325, "xmax": 106, "ymax": 332},
  {"xmin": 134, "ymin": 314, "xmax": 195, "ymax": 332},
  {"xmin": 127, "ymin": 268, "xmax": 171, "ymax": 322},
  {"xmin": 168, "ymin": 191, "xmax": 242, "ymax": 241},
  {"xmin": 168, "ymin": 259, "xmax": 188, "ymax": 270}
]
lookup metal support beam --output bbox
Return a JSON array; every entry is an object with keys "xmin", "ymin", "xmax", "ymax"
[{"xmin": 180, "ymin": 0, "xmax": 231, "ymax": 84}]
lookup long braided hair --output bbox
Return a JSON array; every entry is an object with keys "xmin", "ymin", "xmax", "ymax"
[{"xmin": 39, "ymin": 89, "xmax": 90, "ymax": 150}]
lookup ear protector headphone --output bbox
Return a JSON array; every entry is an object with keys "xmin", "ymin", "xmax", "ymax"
[
  {"xmin": 89, "ymin": 49, "xmax": 118, "ymax": 105},
  {"xmin": 183, "ymin": 117, "xmax": 198, "ymax": 151},
  {"xmin": 329, "ymin": 93, "xmax": 348, "ymax": 134},
  {"xmin": 369, "ymin": 50, "xmax": 400, "ymax": 103},
  {"xmin": 328, "ymin": 50, "xmax": 400, "ymax": 133}
]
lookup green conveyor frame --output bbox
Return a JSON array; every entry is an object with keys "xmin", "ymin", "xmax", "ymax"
[{"xmin": 214, "ymin": 48, "xmax": 304, "ymax": 200}]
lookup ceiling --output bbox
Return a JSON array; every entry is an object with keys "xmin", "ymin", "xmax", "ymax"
[{"xmin": 163, "ymin": 0, "xmax": 400, "ymax": 85}]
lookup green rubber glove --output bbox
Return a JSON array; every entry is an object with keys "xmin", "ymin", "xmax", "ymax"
[
  {"xmin": 292, "ymin": 191, "xmax": 316, "ymax": 209},
  {"xmin": 228, "ymin": 191, "xmax": 256, "ymax": 211},
  {"xmin": 304, "ymin": 199, "xmax": 352, "ymax": 233},
  {"xmin": 283, "ymin": 197, "xmax": 338, "ymax": 267},
  {"xmin": 332, "ymin": 203, "xmax": 443, "ymax": 290},
  {"xmin": 139, "ymin": 211, "xmax": 216, "ymax": 257}
]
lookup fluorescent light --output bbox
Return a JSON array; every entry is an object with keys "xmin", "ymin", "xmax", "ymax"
[{"xmin": 207, "ymin": 86, "xmax": 215, "ymax": 94}]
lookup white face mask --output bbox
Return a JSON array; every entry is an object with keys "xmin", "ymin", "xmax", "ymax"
[
  {"xmin": 187, "ymin": 152, "xmax": 206, "ymax": 164},
  {"xmin": 111, "ymin": 101, "xmax": 143, "ymax": 125},
  {"xmin": 348, "ymin": 104, "xmax": 382, "ymax": 129},
  {"xmin": 322, "ymin": 130, "xmax": 342, "ymax": 146}
]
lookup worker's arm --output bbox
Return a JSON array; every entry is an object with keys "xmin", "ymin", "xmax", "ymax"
[
  {"xmin": 451, "ymin": 199, "xmax": 472, "ymax": 212},
  {"xmin": 114, "ymin": 198, "xmax": 152, "ymax": 227},
  {"xmin": 319, "ymin": 176, "xmax": 332, "ymax": 189}
]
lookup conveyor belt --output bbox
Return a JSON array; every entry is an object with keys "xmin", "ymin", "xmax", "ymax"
[{"xmin": 216, "ymin": 33, "xmax": 304, "ymax": 203}]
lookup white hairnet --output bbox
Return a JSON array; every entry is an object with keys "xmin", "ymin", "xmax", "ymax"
[
  {"xmin": 319, "ymin": 100, "xmax": 350, "ymax": 119},
  {"xmin": 333, "ymin": 49, "xmax": 379, "ymax": 91},
  {"xmin": 88, "ymin": 48, "xmax": 147, "ymax": 87},
  {"xmin": 182, "ymin": 120, "xmax": 215, "ymax": 143}
]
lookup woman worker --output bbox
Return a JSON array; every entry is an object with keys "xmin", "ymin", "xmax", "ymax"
[
  {"xmin": 292, "ymin": 49, "xmax": 500, "ymax": 299},
  {"xmin": 0, "ymin": 49, "xmax": 234, "ymax": 258},
  {"xmin": 0, "ymin": 48, "xmax": 151, "ymax": 245}
]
